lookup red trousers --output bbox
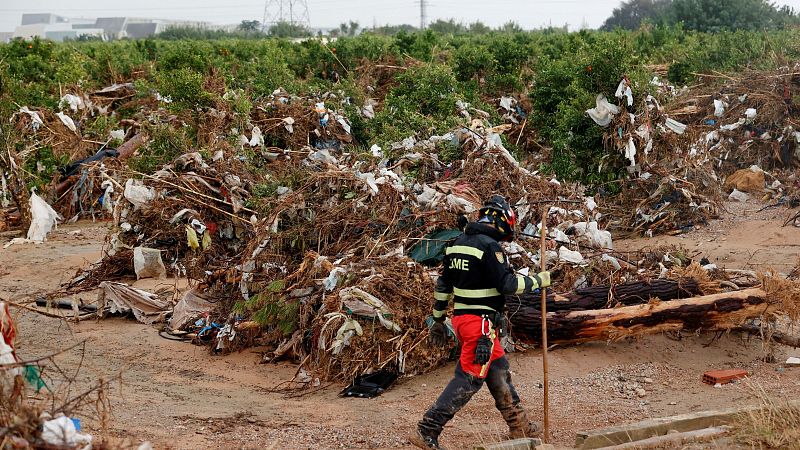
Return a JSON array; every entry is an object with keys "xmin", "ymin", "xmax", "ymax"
[{"xmin": 452, "ymin": 314, "xmax": 504, "ymax": 378}]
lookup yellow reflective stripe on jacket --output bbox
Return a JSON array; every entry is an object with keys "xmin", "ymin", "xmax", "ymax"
[
  {"xmin": 446, "ymin": 245, "xmax": 484, "ymax": 260},
  {"xmin": 454, "ymin": 302, "xmax": 497, "ymax": 312},
  {"xmin": 432, "ymin": 309, "xmax": 446, "ymax": 318},
  {"xmin": 516, "ymin": 275, "xmax": 526, "ymax": 294},
  {"xmin": 434, "ymin": 291, "xmax": 453, "ymax": 301},
  {"xmin": 453, "ymin": 287, "xmax": 500, "ymax": 298}
]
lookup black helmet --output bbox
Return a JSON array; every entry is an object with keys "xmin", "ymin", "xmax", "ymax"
[{"xmin": 478, "ymin": 194, "xmax": 516, "ymax": 241}]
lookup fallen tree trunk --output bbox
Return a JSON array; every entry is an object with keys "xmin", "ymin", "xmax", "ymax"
[
  {"xmin": 510, "ymin": 288, "xmax": 772, "ymax": 345},
  {"xmin": 507, "ymin": 278, "xmax": 704, "ymax": 314},
  {"xmin": 737, "ymin": 323, "xmax": 800, "ymax": 348}
]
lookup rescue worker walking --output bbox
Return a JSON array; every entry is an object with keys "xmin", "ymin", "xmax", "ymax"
[{"xmin": 410, "ymin": 195, "xmax": 551, "ymax": 450}]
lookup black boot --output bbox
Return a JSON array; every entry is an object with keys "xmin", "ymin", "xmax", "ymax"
[{"xmin": 409, "ymin": 427, "xmax": 447, "ymax": 450}]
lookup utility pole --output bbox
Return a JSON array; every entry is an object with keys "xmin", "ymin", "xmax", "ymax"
[{"xmin": 419, "ymin": 0, "xmax": 427, "ymax": 30}]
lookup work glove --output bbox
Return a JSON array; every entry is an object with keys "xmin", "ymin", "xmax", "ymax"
[
  {"xmin": 534, "ymin": 271, "xmax": 551, "ymax": 289},
  {"xmin": 429, "ymin": 320, "xmax": 448, "ymax": 347},
  {"xmin": 473, "ymin": 335, "xmax": 493, "ymax": 365}
]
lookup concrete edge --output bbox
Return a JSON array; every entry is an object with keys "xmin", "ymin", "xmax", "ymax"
[{"xmin": 575, "ymin": 400, "xmax": 800, "ymax": 449}]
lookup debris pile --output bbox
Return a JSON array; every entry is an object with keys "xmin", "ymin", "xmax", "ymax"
[{"xmin": 5, "ymin": 61, "xmax": 800, "ymax": 389}]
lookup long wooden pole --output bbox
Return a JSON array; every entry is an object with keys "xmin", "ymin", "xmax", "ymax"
[{"xmin": 539, "ymin": 207, "xmax": 550, "ymax": 442}]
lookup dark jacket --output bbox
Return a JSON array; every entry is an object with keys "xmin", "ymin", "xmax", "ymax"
[{"xmin": 432, "ymin": 222, "xmax": 544, "ymax": 320}]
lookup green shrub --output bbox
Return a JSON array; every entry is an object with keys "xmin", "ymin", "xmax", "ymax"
[
  {"xmin": 129, "ymin": 124, "xmax": 188, "ymax": 174},
  {"xmin": 156, "ymin": 67, "xmax": 213, "ymax": 110}
]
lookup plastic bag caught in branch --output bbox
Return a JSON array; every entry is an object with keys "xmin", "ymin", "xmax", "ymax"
[
  {"xmin": 586, "ymin": 95, "xmax": 619, "ymax": 127},
  {"xmin": 614, "ymin": 79, "xmax": 633, "ymax": 107},
  {"xmin": 133, "ymin": 247, "xmax": 166, "ymax": 280},
  {"xmin": 124, "ymin": 179, "xmax": 155, "ymax": 210},
  {"xmin": 339, "ymin": 287, "xmax": 401, "ymax": 332}
]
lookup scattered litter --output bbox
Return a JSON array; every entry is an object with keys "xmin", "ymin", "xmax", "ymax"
[
  {"xmin": 664, "ymin": 118, "xmax": 687, "ymax": 135},
  {"xmin": 55, "ymin": 112, "xmax": 77, "ymax": 132},
  {"xmin": 728, "ymin": 189, "xmax": 749, "ymax": 202},
  {"xmin": 713, "ymin": 99, "xmax": 726, "ymax": 117},
  {"xmin": 41, "ymin": 416, "xmax": 92, "ymax": 448},
  {"xmin": 785, "ymin": 357, "xmax": 800, "ymax": 367},
  {"xmin": 558, "ymin": 246, "xmax": 585, "ymax": 265},
  {"xmin": 340, "ymin": 370, "xmax": 398, "ymax": 398}
]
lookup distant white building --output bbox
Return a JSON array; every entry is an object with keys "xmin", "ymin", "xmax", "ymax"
[{"xmin": 11, "ymin": 13, "xmax": 214, "ymax": 41}]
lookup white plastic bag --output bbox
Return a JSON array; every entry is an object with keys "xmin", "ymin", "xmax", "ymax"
[
  {"xmin": 56, "ymin": 112, "xmax": 77, "ymax": 132},
  {"xmin": 558, "ymin": 246, "xmax": 585, "ymax": 264},
  {"xmin": 133, "ymin": 247, "xmax": 166, "ymax": 279},
  {"xmin": 123, "ymin": 179, "xmax": 154, "ymax": 210},
  {"xmin": 248, "ymin": 126, "xmax": 263, "ymax": 147},
  {"xmin": 27, "ymin": 192, "xmax": 62, "ymax": 242},
  {"xmin": 59, "ymin": 94, "xmax": 84, "ymax": 112},
  {"xmin": 614, "ymin": 79, "xmax": 633, "ymax": 107},
  {"xmin": 713, "ymin": 99, "xmax": 726, "ymax": 117},
  {"xmin": 41, "ymin": 416, "xmax": 92, "ymax": 447},
  {"xmin": 624, "ymin": 137, "xmax": 637, "ymax": 167},
  {"xmin": 586, "ymin": 95, "xmax": 619, "ymax": 127}
]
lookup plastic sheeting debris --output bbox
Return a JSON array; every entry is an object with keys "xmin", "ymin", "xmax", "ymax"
[
  {"xmin": 665, "ymin": 118, "xmax": 687, "ymax": 134},
  {"xmin": 624, "ymin": 137, "xmax": 637, "ymax": 167},
  {"xmin": 558, "ymin": 246, "xmax": 585, "ymax": 264},
  {"xmin": 362, "ymin": 102, "xmax": 375, "ymax": 119},
  {"xmin": 586, "ymin": 95, "xmax": 619, "ymax": 127},
  {"xmin": 721, "ymin": 118, "xmax": 745, "ymax": 131},
  {"xmin": 602, "ymin": 254, "xmax": 622, "ymax": 270},
  {"xmin": 409, "ymin": 229, "xmax": 461, "ymax": 266},
  {"xmin": 615, "ymin": 79, "xmax": 633, "ymax": 107},
  {"xmin": 41, "ymin": 416, "xmax": 92, "ymax": 448},
  {"xmin": 248, "ymin": 126, "xmax": 263, "ymax": 147},
  {"xmin": 320, "ymin": 312, "xmax": 363, "ymax": 355},
  {"xmin": 282, "ymin": 117, "xmax": 295, "ymax": 133},
  {"xmin": 123, "ymin": 179, "xmax": 154, "ymax": 210},
  {"xmin": 728, "ymin": 189, "xmax": 749, "ymax": 202},
  {"xmin": 56, "ymin": 112, "xmax": 77, "ymax": 132},
  {"xmin": 169, "ymin": 288, "xmax": 213, "ymax": 330},
  {"xmin": 19, "ymin": 106, "xmax": 43, "ymax": 130},
  {"xmin": 110, "ymin": 129, "xmax": 126, "ymax": 140},
  {"xmin": 59, "ymin": 94, "xmax": 84, "ymax": 112},
  {"xmin": 571, "ymin": 221, "xmax": 613, "ymax": 250},
  {"xmin": 714, "ymin": 99, "xmax": 727, "ymax": 117},
  {"xmin": 340, "ymin": 287, "xmax": 401, "ymax": 332},
  {"xmin": 585, "ymin": 196, "xmax": 597, "ymax": 212},
  {"xmin": 133, "ymin": 247, "xmax": 166, "ymax": 280},
  {"xmin": 27, "ymin": 191, "xmax": 62, "ymax": 242},
  {"xmin": 98, "ymin": 281, "xmax": 170, "ymax": 324},
  {"xmin": 309, "ymin": 149, "xmax": 338, "ymax": 165}
]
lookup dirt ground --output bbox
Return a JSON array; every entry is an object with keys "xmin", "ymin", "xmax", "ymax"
[{"xmin": 1, "ymin": 200, "xmax": 799, "ymax": 450}]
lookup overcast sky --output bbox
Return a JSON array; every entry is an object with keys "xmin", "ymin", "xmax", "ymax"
[{"xmin": 3, "ymin": 0, "xmax": 800, "ymax": 33}]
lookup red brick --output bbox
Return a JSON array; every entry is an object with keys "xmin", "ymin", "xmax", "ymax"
[{"xmin": 702, "ymin": 369, "xmax": 749, "ymax": 385}]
